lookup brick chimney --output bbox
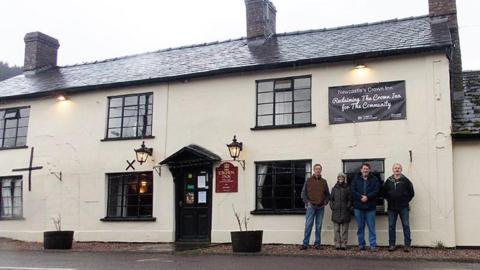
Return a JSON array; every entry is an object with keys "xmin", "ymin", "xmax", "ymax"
[
  {"xmin": 245, "ymin": 0, "xmax": 276, "ymax": 40},
  {"xmin": 23, "ymin": 32, "xmax": 60, "ymax": 72},
  {"xmin": 429, "ymin": 0, "xmax": 463, "ymax": 99}
]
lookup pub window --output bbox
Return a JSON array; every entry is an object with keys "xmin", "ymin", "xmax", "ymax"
[
  {"xmin": 342, "ymin": 159, "xmax": 386, "ymax": 213},
  {"xmin": 0, "ymin": 107, "xmax": 30, "ymax": 148},
  {"xmin": 105, "ymin": 93, "xmax": 153, "ymax": 139},
  {"xmin": 256, "ymin": 76, "xmax": 311, "ymax": 127},
  {"xmin": 255, "ymin": 160, "xmax": 311, "ymax": 212},
  {"xmin": 0, "ymin": 176, "xmax": 23, "ymax": 219},
  {"xmin": 106, "ymin": 172, "xmax": 153, "ymax": 218}
]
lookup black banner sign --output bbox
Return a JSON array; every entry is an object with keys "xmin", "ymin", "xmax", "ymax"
[{"xmin": 328, "ymin": 81, "xmax": 406, "ymax": 124}]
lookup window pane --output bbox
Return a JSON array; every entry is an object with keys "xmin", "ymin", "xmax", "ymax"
[
  {"xmin": 122, "ymin": 127, "xmax": 136, "ymax": 138},
  {"xmin": 109, "ymin": 107, "xmax": 122, "ymax": 118},
  {"xmin": 294, "ymin": 89, "xmax": 310, "ymax": 101},
  {"xmin": 109, "ymin": 98, "xmax": 123, "ymax": 107},
  {"xmin": 275, "ymin": 114, "xmax": 292, "ymax": 125},
  {"xmin": 19, "ymin": 108, "xmax": 30, "ymax": 118},
  {"xmin": 257, "ymin": 81, "xmax": 274, "ymax": 93},
  {"xmin": 275, "ymin": 91, "xmax": 292, "ymax": 102},
  {"xmin": 0, "ymin": 129, "xmax": 3, "ymax": 139},
  {"xmin": 145, "ymin": 126, "xmax": 152, "ymax": 136},
  {"xmin": 108, "ymin": 128, "xmax": 121, "ymax": 138},
  {"xmin": 258, "ymin": 92, "xmax": 273, "ymax": 103},
  {"xmin": 275, "ymin": 80, "xmax": 291, "ymax": 90},
  {"xmin": 4, "ymin": 109, "xmax": 19, "ymax": 119},
  {"xmin": 275, "ymin": 185, "xmax": 293, "ymax": 197},
  {"xmin": 257, "ymin": 104, "xmax": 273, "ymax": 115},
  {"xmin": 108, "ymin": 118, "xmax": 122, "ymax": 128},
  {"xmin": 123, "ymin": 106, "xmax": 138, "ymax": 117},
  {"xmin": 294, "ymin": 78, "xmax": 311, "ymax": 89},
  {"xmin": 257, "ymin": 115, "xmax": 273, "ymax": 126},
  {"xmin": 17, "ymin": 127, "xmax": 28, "ymax": 137},
  {"xmin": 276, "ymin": 173, "xmax": 292, "ymax": 186},
  {"xmin": 275, "ymin": 198, "xmax": 293, "ymax": 209},
  {"xmin": 4, "ymin": 128, "xmax": 16, "ymax": 138},
  {"xmin": 16, "ymin": 136, "xmax": 27, "ymax": 146},
  {"xmin": 294, "ymin": 101, "xmax": 310, "ymax": 113},
  {"xmin": 18, "ymin": 118, "xmax": 29, "ymax": 127},
  {"xmin": 294, "ymin": 112, "xmax": 310, "ymax": 124},
  {"xmin": 124, "ymin": 96, "xmax": 138, "ymax": 106},
  {"xmin": 5, "ymin": 119, "xmax": 17, "ymax": 129},
  {"xmin": 123, "ymin": 116, "xmax": 137, "ymax": 127},
  {"xmin": 275, "ymin": 102, "xmax": 292, "ymax": 114}
]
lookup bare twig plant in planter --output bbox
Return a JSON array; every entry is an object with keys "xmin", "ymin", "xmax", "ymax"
[
  {"xmin": 230, "ymin": 205, "xmax": 263, "ymax": 252},
  {"xmin": 43, "ymin": 214, "xmax": 74, "ymax": 249}
]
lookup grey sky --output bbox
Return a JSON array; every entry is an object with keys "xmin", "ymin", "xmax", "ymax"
[{"xmin": 1, "ymin": 0, "xmax": 479, "ymax": 70}]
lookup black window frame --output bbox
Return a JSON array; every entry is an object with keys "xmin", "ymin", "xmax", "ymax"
[
  {"xmin": 342, "ymin": 158, "xmax": 386, "ymax": 214},
  {"xmin": 0, "ymin": 176, "xmax": 23, "ymax": 220},
  {"xmin": 104, "ymin": 92, "xmax": 153, "ymax": 140},
  {"xmin": 254, "ymin": 75, "xmax": 313, "ymax": 129},
  {"xmin": 252, "ymin": 159, "xmax": 312, "ymax": 215},
  {"xmin": 0, "ymin": 106, "xmax": 30, "ymax": 149},
  {"xmin": 102, "ymin": 171, "xmax": 155, "ymax": 221}
]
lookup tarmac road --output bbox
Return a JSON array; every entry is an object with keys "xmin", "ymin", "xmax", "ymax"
[{"xmin": 0, "ymin": 250, "xmax": 478, "ymax": 270}]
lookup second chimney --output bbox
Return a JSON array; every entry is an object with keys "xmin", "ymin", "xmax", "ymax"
[
  {"xmin": 245, "ymin": 0, "xmax": 276, "ymax": 39},
  {"xmin": 24, "ymin": 32, "xmax": 60, "ymax": 72}
]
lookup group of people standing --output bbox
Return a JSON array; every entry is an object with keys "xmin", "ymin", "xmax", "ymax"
[{"xmin": 300, "ymin": 163, "xmax": 415, "ymax": 252}]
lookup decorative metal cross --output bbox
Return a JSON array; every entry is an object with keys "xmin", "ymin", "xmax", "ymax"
[
  {"xmin": 126, "ymin": 159, "xmax": 136, "ymax": 171},
  {"xmin": 11, "ymin": 147, "xmax": 43, "ymax": 191}
]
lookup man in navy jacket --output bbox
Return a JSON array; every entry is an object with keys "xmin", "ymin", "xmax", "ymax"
[{"xmin": 350, "ymin": 163, "xmax": 380, "ymax": 251}]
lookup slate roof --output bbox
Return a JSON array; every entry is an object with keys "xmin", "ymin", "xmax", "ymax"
[
  {"xmin": 0, "ymin": 15, "xmax": 452, "ymax": 100},
  {"xmin": 452, "ymin": 71, "xmax": 480, "ymax": 137}
]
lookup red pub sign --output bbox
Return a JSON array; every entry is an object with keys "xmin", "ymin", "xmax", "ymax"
[{"xmin": 215, "ymin": 162, "xmax": 238, "ymax": 193}]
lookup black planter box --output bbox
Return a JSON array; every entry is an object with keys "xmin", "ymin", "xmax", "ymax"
[
  {"xmin": 43, "ymin": 231, "xmax": 74, "ymax": 249},
  {"xmin": 231, "ymin": 230, "xmax": 263, "ymax": 252}
]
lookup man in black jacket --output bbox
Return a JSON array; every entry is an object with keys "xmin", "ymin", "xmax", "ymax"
[{"xmin": 383, "ymin": 163, "xmax": 415, "ymax": 252}]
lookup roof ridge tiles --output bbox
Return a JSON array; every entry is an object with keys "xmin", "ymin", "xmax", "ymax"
[{"xmin": 59, "ymin": 15, "xmax": 430, "ymax": 69}]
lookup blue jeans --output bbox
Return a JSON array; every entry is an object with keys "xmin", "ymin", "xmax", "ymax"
[
  {"xmin": 302, "ymin": 205, "xmax": 325, "ymax": 246},
  {"xmin": 388, "ymin": 208, "xmax": 411, "ymax": 247},
  {"xmin": 354, "ymin": 209, "xmax": 376, "ymax": 248}
]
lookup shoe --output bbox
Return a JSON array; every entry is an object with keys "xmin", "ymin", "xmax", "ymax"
[
  {"xmin": 300, "ymin": 245, "xmax": 308, "ymax": 250},
  {"xmin": 403, "ymin": 246, "xmax": 411, "ymax": 252},
  {"xmin": 314, "ymin": 245, "xmax": 322, "ymax": 250},
  {"xmin": 369, "ymin": 247, "xmax": 378, "ymax": 252},
  {"xmin": 358, "ymin": 246, "xmax": 366, "ymax": 251},
  {"xmin": 388, "ymin": 246, "xmax": 396, "ymax": 252}
]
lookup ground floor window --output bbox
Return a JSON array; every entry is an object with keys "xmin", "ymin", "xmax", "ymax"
[
  {"xmin": 255, "ymin": 160, "xmax": 311, "ymax": 213},
  {"xmin": 342, "ymin": 159, "xmax": 386, "ymax": 213},
  {"xmin": 106, "ymin": 172, "xmax": 153, "ymax": 218},
  {"xmin": 0, "ymin": 176, "xmax": 22, "ymax": 219}
]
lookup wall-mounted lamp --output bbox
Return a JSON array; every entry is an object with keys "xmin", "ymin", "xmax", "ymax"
[
  {"xmin": 354, "ymin": 63, "xmax": 367, "ymax": 69},
  {"xmin": 56, "ymin": 93, "xmax": 68, "ymax": 101},
  {"xmin": 134, "ymin": 141, "xmax": 153, "ymax": 165},
  {"xmin": 226, "ymin": 135, "xmax": 245, "ymax": 170}
]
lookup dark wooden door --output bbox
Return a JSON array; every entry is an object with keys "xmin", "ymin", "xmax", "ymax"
[{"xmin": 175, "ymin": 167, "xmax": 212, "ymax": 242}]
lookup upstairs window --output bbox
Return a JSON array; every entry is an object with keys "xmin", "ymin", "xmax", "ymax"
[
  {"xmin": 106, "ymin": 93, "xmax": 153, "ymax": 139},
  {"xmin": 0, "ymin": 107, "xmax": 30, "ymax": 148},
  {"xmin": 256, "ymin": 76, "xmax": 311, "ymax": 127}
]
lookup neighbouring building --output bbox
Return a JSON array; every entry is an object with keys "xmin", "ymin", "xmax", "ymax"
[{"xmin": 0, "ymin": 0, "xmax": 478, "ymax": 247}]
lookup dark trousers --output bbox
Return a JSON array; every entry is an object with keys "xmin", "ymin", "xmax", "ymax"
[{"xmin": 388, "ymin": 208, "xmax": 411, "ymax": 247}]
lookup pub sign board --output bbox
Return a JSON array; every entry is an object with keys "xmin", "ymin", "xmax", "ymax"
[
  {"xmin": 328, "ymin": 80, "xmax": 406, "ymax": 124},
  {"xmin": 215, "ymin": 162, "xmax": 238, "ymax": 193}
]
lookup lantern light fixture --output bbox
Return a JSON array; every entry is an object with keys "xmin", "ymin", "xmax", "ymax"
[
  {"xmin": 354, "ymin": 63, "xmax": 367, "ymax": 69},
  {"xmin": 226, "ymin": 135, "xmax": 245, "ymax": 170},
  {"xmin": 56, "ymin": 93, "xmax": 68, "ymax": 101},
  {"xmin": 134, "ymin": 141, "xmax": 153, "ymax": 165}
]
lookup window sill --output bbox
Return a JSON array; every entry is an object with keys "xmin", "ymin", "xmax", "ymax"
[
  {"xmin": 251, "ymin": 123, "xmax": 316, "ymax": 131},
  {"xmin": 250, "ymin": 209, "xmax": 306, "ymax": 215},
  {"xmin": 100, "ymin": 217, "xmax": 156, "ymax": 222},
  {"xmin": 0, "ymin": 217, "xmax": 25, "ymax": 221},
  {"xmin": 100, "ymin": 136, "xmax": 155, "ymax": 142},
  {"xmin": 0, "ymin": 146, "xmax": 28, "ymax": 151}
]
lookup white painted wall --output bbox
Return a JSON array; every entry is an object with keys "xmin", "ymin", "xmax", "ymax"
[
  {"xmin": 453, "ymin": 140, "xmax": 480, "ymax": 246},
  {"xmin": 0, "ymin": 52, "xmax": 457, "ymax": 246}
]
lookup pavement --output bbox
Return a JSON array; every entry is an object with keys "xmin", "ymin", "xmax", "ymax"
[{"xmin": 1, "ymin": 238, "xmax": 480, "ymax": 264}]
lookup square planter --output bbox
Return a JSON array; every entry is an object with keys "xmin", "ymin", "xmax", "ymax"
[
  {"xmin": 43, "ymin": 231, "xmax": 74, "ymax": 249},
  {"xmin": 231, "ymin": 230, "xmax": 263, "ymax": 252}
]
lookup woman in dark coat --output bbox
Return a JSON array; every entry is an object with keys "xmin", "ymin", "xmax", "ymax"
[{"xmin": 330, "ymin": 172, "xmax": 352, "ymax": 250}]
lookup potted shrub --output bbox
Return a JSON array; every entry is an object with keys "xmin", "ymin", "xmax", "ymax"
[
  {"xmin": 231, "ymin": 206, "xmax": 263, "ymax": 253},
  {"xmin": 43, "ymin": 214, "xmax": 74, "ymax": 249}
]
